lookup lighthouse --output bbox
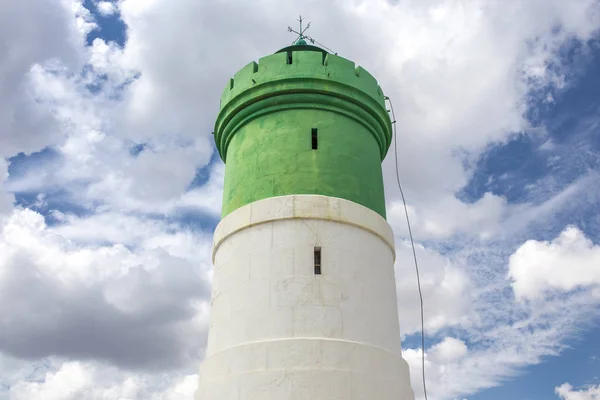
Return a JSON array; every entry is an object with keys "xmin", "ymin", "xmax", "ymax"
[{"xmin": 195, "ymin": 30, "xmax": 415, "ymax": 400}]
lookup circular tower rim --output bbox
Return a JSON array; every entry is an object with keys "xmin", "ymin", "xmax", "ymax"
[{"xmin": 214, "ymin": 49, "xmax": 393, "ymax": 163}]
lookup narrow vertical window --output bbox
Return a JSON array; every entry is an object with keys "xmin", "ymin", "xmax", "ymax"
[
  {"xmin": 311, "ymin": 128, "xmax": 318, "ymax": 150},
  {"xmin": 286, "ymin": 51, "xmax": 293, "ymax": 65},
  {"xmin": 314, "ymin": 247, "xmax": 322, "ymax": 275}
]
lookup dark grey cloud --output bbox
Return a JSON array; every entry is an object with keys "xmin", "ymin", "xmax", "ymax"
[
  {"xmin": 0, "ymin": 0, "xmax": 85, "ymax": 157},
  {"xmin": 0, "ymin": 213, "xmax": 211, "ymax": 370}
]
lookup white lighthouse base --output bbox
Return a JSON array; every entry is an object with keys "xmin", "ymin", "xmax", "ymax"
[{"xmin": 195, "ymin": 195, "xmax": 415, "ymax": 400}]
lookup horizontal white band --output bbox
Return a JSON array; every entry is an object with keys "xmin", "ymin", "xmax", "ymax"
[{"xmin": 213, "ymin": 195, "xmax": 395, "ymax": 261}]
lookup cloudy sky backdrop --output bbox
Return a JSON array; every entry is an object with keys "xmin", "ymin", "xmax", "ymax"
[{"xmin": 1, "ymin": 0, "xmax": 600, "ymax": 399}]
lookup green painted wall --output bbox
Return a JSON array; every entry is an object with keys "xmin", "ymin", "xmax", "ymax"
[
  {"xmin": 222, "ymin": 108, "xmax": 386, "ymax": 217},
  {"xmin": 215, "ymin": 47, "xmax": 392, "ymax": 218}
]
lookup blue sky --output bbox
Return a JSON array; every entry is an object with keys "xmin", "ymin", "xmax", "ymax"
[
  {"xmin": 467, "ymin": 38, "xmax": 600, "ymax": 399},
  {"xmin": 1, "ymin": 1, "xmax": 600, "ymax": 399},
  {"xmin": 472, "ymin": 327, "xmax": 600, "ymax": 400}
]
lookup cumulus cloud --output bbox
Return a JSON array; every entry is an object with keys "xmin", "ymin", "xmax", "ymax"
[
  {"xmin": 404, "ymin": 337, "xmax": 470, "ymax": 400},
  {"xmin": 96, "ymin": 1, "xmax": 117, "ymax": 16},
  {"xmin": 556, "ymin": 383, "xmax": 600, "ymax": 400},
  {"xmin": 107, "ymin": 0, "xmax": 600, "ymax": 211},
  {"xmin": 0, "ymin": 208, "xmax": 212, "ymax": 370},
  {"xmin": 0, "ymin": 0, "xmax": 88, "ymax": 158},
  {"xmin": 508, "ymin": 225, "xmax": 600, "ymax": 301},
  {"xmin": 389, "ymin": 192, "xmax": 508, "ymax": 240},
  {"xmin": 378, "ymin": 0, "xmax": 600, "ymax": 198},
  {"xmin": 396, "ymin": 212, "xmax": 600, "ymax": 399},
  {"xmin": 0, "ymin": 0, "xmax": 599, "ymax": 399},
  {"xmin": 404, "ymin": 303, "xmax": 599, "ymax": 400},
  {"xmin": 428, "ymin": 337, "xmax": 468, "ymax": 364},
  {"xmin": 3, "ymin": 65, "xmax": 216, "ymax": 216},
  {"xmin": 6, "ymin": 0, "xmax": 600, "ymax": 236},
  {"xmin": 2, "ymin": 37, "xmax": 215, "ymax": 217},
  {"xmin": 9, "ymin": 360, "xmax": 197, "ymax": 400},
  {"xmin": 175, "ymin": 161, "xmax": 225, "ymax": 218},
  {"xmin": 0, "ymin": 159, "xmax": 14, "ymax": 216},
  {"xmin": 395, "ymin": 242, "xmax": 474, "ymax": 335}
]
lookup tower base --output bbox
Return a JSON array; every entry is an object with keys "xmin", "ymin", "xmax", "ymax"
[{"xmin": 195, "ymin": 195, "xmax": 415, "ymax": 400}]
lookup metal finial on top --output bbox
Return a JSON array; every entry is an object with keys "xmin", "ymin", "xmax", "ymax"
[
  {"xmin": 286, "ymin": 15, "xmax": 338, "ymax": 54},
  {"xmin": 287, "ymin": 15, "xmax": 311, "ymax": 45}
]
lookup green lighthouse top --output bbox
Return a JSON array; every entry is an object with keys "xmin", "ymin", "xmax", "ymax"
[
  {"xmin": 215, "ymin": 48, "xmax": 392, "ymax": 161},
  {"xmin": 214, "ymin": 18, "xmax": 393, "ymax": 218}
]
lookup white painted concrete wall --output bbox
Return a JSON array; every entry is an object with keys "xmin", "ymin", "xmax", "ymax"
[{"xmin": 195, "ymin": 195, "xmax": 415, "ymax": 400}]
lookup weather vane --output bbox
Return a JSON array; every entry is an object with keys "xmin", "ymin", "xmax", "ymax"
[
  {"xmin": 288, "ymin": 15, "xmax": 312, "ymax": 45},
  {"xmin": 287, "ymin": 15, "xmax": 338, "ymax": 54}
]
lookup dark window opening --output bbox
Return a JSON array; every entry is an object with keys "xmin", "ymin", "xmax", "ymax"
[
  {"xmin": 286, "ymin": 51, "xmax": 293, "ymax": 65},
  {"xmin": 314, "ymin": 247, "xmax": 322, "ymax": 275},
  {"xmin": 311, "ymin": 128, "xmax": 318, "ymax": 150}
]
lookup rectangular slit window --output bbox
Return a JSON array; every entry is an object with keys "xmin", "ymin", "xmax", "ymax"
[
  {"xmin": 286, "ymin": 51, "xmax": 293, "ymax": 65},
  {"xmin": 314, "ymin": 247, "xmax": 322, "ymax": 275},
  {"xmin": 311, "ymin": 128, "xmax": 318, "ymax": 150}
]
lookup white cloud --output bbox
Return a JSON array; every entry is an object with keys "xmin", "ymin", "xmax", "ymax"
[
  {"xmin": 388, "ymin": 170, "xmax": 600, "ymax": 247},
  {"xmin": 0, "ymin": 159, "xmax": 14, "ymax": 216},
  {"xmin": 96, "ymin": 1, "xmax": 117, "ymax": 16},
  {"xmin": 556, "ymin": 383, "xmax": 600, "ymax": 400},
  {"xmin": 9, "ymin": 359, "xmax": 198, "ymax": 400},
  {"xmin": 4, "ymin": 63, "xmax": 216, "ymax": 215},
  {"xmin": 377, "ymin": 0, "xmax": 600, "ymax": 198},
  {"xmin": 0, "ymin": 0, "xmax": 86, "ymax": 157},
  {"xmin": 429, "ymin": 337, "xmax": 468, "ymax": 364},
  {"xmin": 0, "ymin": 208, "xmax": 212, "ymax": 369},
  {"xmin": 0, "ymin": 1, "xmax": 599, "ymax": 400},
  {"xmin": 389, "ymin": 192, "xmax": 507, "ymax": 240},
  {"xmin": 395, "ymin": 206, "xmax": 600, "ymax": 399},
  {"xmin": 175, "ymin": 161, "xmax": 224, "ymax": 218},
  {"xmin": 6, "ymin": 0, "xmax": 600, "ymax": 235},
  {"xmin": 508, "ymin": 225, "xmax": 600, "ymax": 301},
  {"xmin": 403, "ymin": 298, "xmax": 598, "ymax": 400},
  {"xmin": 395, "ymin": 242, "xmax": 474, "ymax": 335}
]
